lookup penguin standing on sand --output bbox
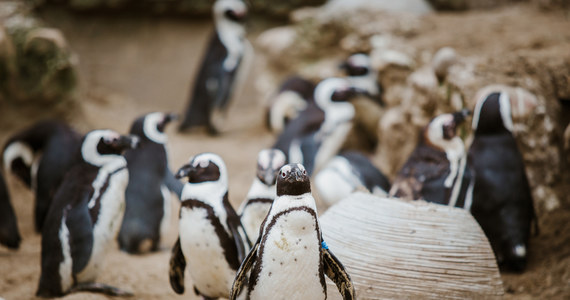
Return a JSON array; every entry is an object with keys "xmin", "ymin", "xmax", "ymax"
[
  {"xmin": 468, "ymin": 91, "xmax": 536, "ymax": 272},
  {"xmin": 36, "ymin": 130, "xmax": 138, "ymax": 297},
  {"xmin": 390, "ymin": 110, "xmax": 472, "ymax": 207},
  {"xmin": 0, "ymin": 171, "xmax": 21, "ymax": 249},
  {"xmin": 118, "ymin": 112, "xmax": 179, "ymax": 254},
  {"xmin": 266, "ymin": 76, "xmax": 316, "ymax": 134},
  {"xmin": 340, "ymin": 53, "xmax": 383, "ymax": 105},
  {"xmin": 169, "ymin": 153, "xmax": 250, "ymax": 299},
  {"xmin": 315, "ymin": 151, "xmax": 391, "ymax": 206},
  {"xmin": 3, "ymin": 120, "xmax": 82, "ymax": 232},
  {"xmin": 179, "ymin": 0, "xmax": 251, "ymax": 134},
  {"xmin": 230, "ymin": 163, "xmax": 355, "ymax": 300},
  {"xmin": 238, "ymin": 148, "xmax": 287, "ymax": 242}
]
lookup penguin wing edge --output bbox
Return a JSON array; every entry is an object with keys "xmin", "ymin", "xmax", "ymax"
[
  {"xmin": 230, "ymin": 240, "xmax": 259, "ymax": 300},
  {"xmin": 168, "ymin": 238, "xmax": 186, "ymax": 294},
  {"xmin": 322, "ymin": 247, "xmax": 356, "ymax": 300}
]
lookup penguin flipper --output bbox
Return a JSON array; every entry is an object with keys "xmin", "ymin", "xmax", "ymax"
[
  {"xmin": 70, "ymin": 282, "xmax": 133, "ymax": 297},
  {"xmin": 223, "ymin": 193, "xmax": 251, "ymax": 261},
  {"xmin": 169, "ymin": 238, "xmax": 186, "ymax": 294},
  {"xmin": 230, "ymin": 238, "xmax": 259, "ymax": 300},
  {"xmin": 163, "ymin": 169, "xmax": 183, "ymax": 201},
  {"xmin": 322, "ymin": 244, "xmax": 355, "ymax": 300}
]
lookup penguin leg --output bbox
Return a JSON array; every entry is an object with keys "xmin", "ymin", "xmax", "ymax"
[{"xmin": 70, "ymin": 282, "xmax": 133, "ymax": 297}]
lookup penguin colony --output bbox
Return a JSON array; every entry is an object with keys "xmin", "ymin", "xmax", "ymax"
[{"xmin": 0, "ymin": 0, "xmax": 540, "ymax": 298}]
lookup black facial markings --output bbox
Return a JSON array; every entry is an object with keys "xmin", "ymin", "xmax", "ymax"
[
  {"xmin": 276, "ymin": 166, "xmax": 311, "ymax": 196},
  {"xmin": 248, "ymin": 206, "xmax": 325, "ymax": 297},
  {"xmin": 180, "ymin": 198, "xmax": 240, "ymax": 270},
  {"xmin": 188, "ymin": 161, "xmax": 221, "ymax": 183},
  {"xmin": 96, "ymin": 138, "xmax": 120, "ymax": 156},
  {"xmin": 346, "ymin": 65, "xmax": 369, "ymax": 76},
  {"xmin": 10, "ymin": 158, "xmax": 32, "ymax": 186},
  {"xmin": 244, "ymin": 198, "xmax": 274, "ymax": 207},
  {"xmin": 224, "ymin": 9, "xmax": 244, "ymax": 22}
]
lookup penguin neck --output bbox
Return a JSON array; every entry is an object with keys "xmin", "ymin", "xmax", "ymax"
[
  {"xmin": 321, "ymin": 103, "xmax": 355, "ymax": 135},
  {"xmin": 425, "ymin": 130, "xmax": 465, "ymax": 162},
  {"xmin": 143, "ymin": 119, "xmax": 167, "ymax": 145},
  {"xmin": 215, "ymin": 19, "xmax": 245, "ymax": 72},
  {"xmin": 181, "ymin": 180, "xmax": 228, "ymax": 204},
  {"xmin": 348, "ymin": 73, "xmax": 379, "ymax": 96},
  {"xmin": 82, "ymin": 142, "xmax": 127, "ymax": 171},
  {"xmin": 246, "ymin": 178, "xmax": 276, "ymax": 200},
  {"xmin": 264, "ymin": 193, "xmax": 319, "ymax": 232}
]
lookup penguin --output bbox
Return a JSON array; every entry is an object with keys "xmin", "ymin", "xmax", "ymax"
[
  {"xmin": 169, "ymin": 153, "xmax": 251, "ymax": 299},
  {"xmin": 179, "ymin": 0, "xmax": 251, "ymax": 134},
  {"xmin": 118, "ymin": 112, "xmax": 179, "ymax": 254},
  {"xmin": 339, "ymin": 53, "xmax": 383, "ymax": 106},
  {"xmin": 2, "ymin": 120, "xmax": 82, "ymax": 232},
  {"xmin": 36, "ymin": 130, "xmax": 138, "ymax": 297},
  {"xmin": 238, "ymin": 148, "xmax": 287, "ymax": 242},
  {"xmin": 265, "ymin": 76, "xmax": 316, "ymax": 134},
  {"xmin": 230, "ymin": 163, "xmax": 355, "ymax": 300},
  {"xmin": 389, "ymin": 110, "xmax": 472, "ymax": 207},
  {"xmin": 0, "ymin": 171, "xmax": 21, "ymax": 249},
  {"xmin": 467, "ymin": 91, "xmax": 536, "ymax": 272},
  {"xmin": 274, "ymin": 77, "xmax": 362, "ymax": 175},
  {"xmin": 314, "ymin": 151, "xmax": 391, "ymax": 206}
]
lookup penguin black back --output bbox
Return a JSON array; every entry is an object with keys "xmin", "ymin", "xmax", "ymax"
[{"xmin": 0, "ymin": 171, "xmax": 21, "ymax": 249}]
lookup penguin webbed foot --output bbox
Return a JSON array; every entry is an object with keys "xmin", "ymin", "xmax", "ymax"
[{"xmin": 70, "ymin": 282, "xmax": 134, "ymax": 297}]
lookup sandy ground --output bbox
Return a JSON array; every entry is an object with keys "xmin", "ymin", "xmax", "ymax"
[{"xmin": 1, "ymin": 4, "xmax": 569, "ymax": 300}]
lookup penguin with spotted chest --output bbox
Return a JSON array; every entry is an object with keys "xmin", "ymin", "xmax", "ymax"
[
  {"xmin": 169, "ymin": 153, "xmax": 251, "ymax": 299},
  {"xmin": 36, "ymin": 130, "xmax": 138, "ymax": 297},
  {"xmin": 230, "ymin": 163, "xmax": 355, "ymax": 300}
]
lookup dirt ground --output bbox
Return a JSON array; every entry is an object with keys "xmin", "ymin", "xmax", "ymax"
[{"xmin": 0, "ymin": 3, "xmax": 569, "ymax": 300}]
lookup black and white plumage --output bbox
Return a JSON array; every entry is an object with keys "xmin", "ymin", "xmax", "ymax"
[
  {"xmin": 340, "ymin": 53, "xmax": 383, "ymax": 106},
  {"xmin": 238, "ymin": 148, "xmax": 287, "ymax": 242},
  {"xmin": 179, "ymin": 0, "xmax": 250, "ymax": 134},
  {"xmin": 468, "ymin": 91, "xmax": 535, "ymax": 272},
  {"xmin": 230, "ymin": 163, "xmax": 355, "ymax": 300},
  {"xmin": 118, "ymin": 112, "xmax": 179, "ymax": 254},
  {"xmin": 169, "ymin": 153, "xmax": 250, "ymax": 299},
  {"xmin": 36, "ymin": 130, "xmax": 138, "ymax": 297},
  {"xmin": 390, "ymin": 110, "xmax": 472, "ymax": 207},
  {"xmin": 3, "ymin": 120, "xmax": 82, "ymax": 233},
  {"xmin": 0, "ymin": 170, "xmax": 21, "ymax": 249},
  {"xmin": 273, "ymin": 77, "xmax": 360, "ymax": 176},
  {"xmin": 266, "ymin": 76, "xmax": 316, "ymax": 134},
  {"xmin": 315, "ymin": 151, "xmax": 391, "ymax": 206}
]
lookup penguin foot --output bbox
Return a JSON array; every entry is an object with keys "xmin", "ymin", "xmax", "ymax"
[{"xmin": 70, "ymin": 282, "xmax": 134, "ymax": 297}]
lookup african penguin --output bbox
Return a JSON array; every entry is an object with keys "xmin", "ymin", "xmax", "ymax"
[
  {"xmin": 266, "ymin": 76, "xmax": 316, "ymax": 134},
  {"xmin": 315, "ymin": 151, "xmax": 391, "ymax": 206},
  {"xmin": 468, "ymin": 91, "xmax": 536, "ymax": 272},
  {"xmin": 230, "ymin": 163, "xmax": 355, "ymax": 300},
  {"xmin": 179, "ymin": 0, "xmax": 251, "ymax": 134},
  {"xmin": 0, "ymin": 170, "xmax": 21, "ymax": 249},
  {"xmin": 2, "ymin": 120, "xmax": 82, "ymax": 232},
  {"xmin": 238, "ymin": 148, "xmax": 287, "ymax": 242},
  {"xmin": 36, "ymin": 130, "xmax": 138, "ymax": 297},
  {"xmin": 390, "ymin": 110, "xmax": 472, "ymax": 207},
  {"xmin": 118, "ymin": 112, "xmax": 179, "ymax": 254},
  {"xmin": 340, "ymin": 53, "xmax": 383, "ymax": 106},
  {"xmin": 169, "ymin": 153, "xmax": 251, "ymax": 299}
]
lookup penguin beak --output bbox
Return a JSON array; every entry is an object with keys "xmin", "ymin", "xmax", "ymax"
[
  {"xmin": 175, "ymin": 163, "xmax": 193, "ymax": 180},
  {"xmin": 452, "ymin": 109, "xmax": 471, "ymax": 125},
  {"xmin": 258, "ymin": 167, "xmax": 278, "ymax": 185},
  {"xmin": 164, "ymin": 113, "xmax": 179, "ymax": 124}
]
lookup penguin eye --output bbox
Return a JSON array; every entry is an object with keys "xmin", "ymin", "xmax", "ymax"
[
  {"xmin": 303, "ymin": 170, "xmax": 307, "ymax": 175},
  {"xmin": 281, "ymin": 171, "xmax": 286, "ymax": 178}
]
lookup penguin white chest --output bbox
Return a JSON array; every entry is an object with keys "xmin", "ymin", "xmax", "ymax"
[
  {"xmin": 251, "ymin": 210, "xmax": 324, "ymax": 300},
  {"xmin": 179, "ymin": 206, "xmax": 235, "ymax": 298},
  {"xmin": 240, "ymin": 201, "xmax": 272, "ymax": 242}
]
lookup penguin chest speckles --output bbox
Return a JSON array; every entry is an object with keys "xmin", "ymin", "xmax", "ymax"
[
  {"xmin": 77, "ymin": 167, "xmax": 128, "ymax": 283},
  {"xmin": 240, "ymin": 200, "xmax": 272, "ymax": 242},
  {"xmin": 179, "ymin": 205, "xmax": 235, "ymax": 298},
  {"xmin": 251, "ymin": 210, "xmax": 324, "ymax": 300}
]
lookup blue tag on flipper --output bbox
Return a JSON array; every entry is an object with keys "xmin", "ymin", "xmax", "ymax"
[{"xmin": 321, "ymin": 241, "xmax": 329, "ymax": 250}]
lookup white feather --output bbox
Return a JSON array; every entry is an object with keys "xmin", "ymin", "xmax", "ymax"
[
  {"xmin": 269, "ymin": 91, "xmax": 308, "ymax": 133},
  {"xmin": 3, "ymin": 141, "xmax": 33, "ymax": 174},
  {"xmin": 159, "ymin": 184, "xmax": 171, "ymax": 243},
  {"xmin": 58, "ymin": 215, "xmax": 73, "ymax": 293},
  {"xmin": 143, "ymin": 112, "xmax": 168, "ymax": 144}
]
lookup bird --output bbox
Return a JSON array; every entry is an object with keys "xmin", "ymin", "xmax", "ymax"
[
  {"xmin": 118, "ymin": 112, "xmax": 180, "ymax": 254},
  {"xmin": 169, "ymin": 152, "xmax": 251, "ymax": 299},
  {"xmin": 238, "ymin": 148, "xmax": 287, "ymax": 242},
  {"xmin": 265, "ymin": 76, "xmax": 316, "ymax": 134},
  {"xmin": 36, "ymin": 130, "xmax": 138, "ymax": 297},
  {"xmin": 339, "ymin": 52, "xmax": 383, "ymax": 106},
  {"xmin": 389, "ymin": 109, "xmax": 472, "ymax": 207},
  {"xmin": 273, "ymin": 77, "xmax": 362, "ymax": 175},
  {"xmin": 314, "ymin": 150, "xmax": 391, "ymax": 206},
  {"xmin": 0, "ymin": 170, "xmax": 21, "ymax": 250},
  {"xmin": 467, "ymin": 91, "xmax": 536, "ymax": 272},
  {"xmin": 230, "ymin": 163, "xmax": 355, "ymax": 300},
  {"xmin": 179, "ymin": 0, "xmax": 251, "ymax": 134},
  {"xmin": 2, "ymin": 120, "xmax": 82, "ymax": 232}
]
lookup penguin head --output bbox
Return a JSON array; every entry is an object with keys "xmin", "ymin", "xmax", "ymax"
[
  {"xmin": 175, "ymin": 153, "xmax": 228, "ymax": 185},
  {"xmin": 131, "ymin": 112, "xmax": 177, "ymax": 144},
  {"xmin": 256, "ymin": 148, "xmax": 287, "ymax": 186},
  {"xmin": 339, "ymin": 53, "xmax": 371, "ymax": 77},
  {"xmin": 276, "ymin": 163, "xmax": 311, "ymax": 197},
  {"xmin": 214, "ymin": 0, "xmax": 248, "ymax": 23},
  {"xmin": 425, "ymin": 109, "xmax": 470, "ymax": 144},
  {"xmin": 81, "ymin": 130, "xmax": 139, "ymax": 167},
  {"xmin": 314, "ymin": 77, "xmax": 363, "ymax": 108},
  {"xmin": 472, "ymin": 91, "xmax": 513, "ymax": 135}
]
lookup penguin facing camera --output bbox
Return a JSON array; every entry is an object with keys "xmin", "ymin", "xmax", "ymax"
[{"xmin": 36, "ymin": 130, "xmax": 138, "ymax": 297}]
